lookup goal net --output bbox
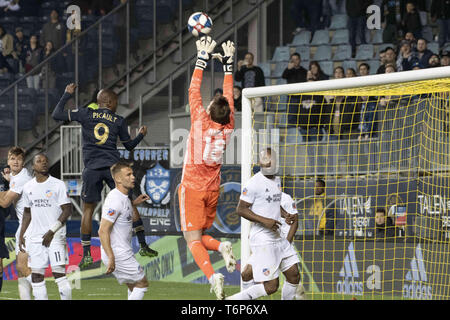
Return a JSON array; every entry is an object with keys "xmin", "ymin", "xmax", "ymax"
[{"xmin": 241, "ymin": 67, "xmax": 450, "ymax": 300}]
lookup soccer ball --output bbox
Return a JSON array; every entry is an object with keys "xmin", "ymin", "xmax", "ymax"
[{"xmin": 187, "ymin": 12, "xmax": 213, "ymax": 37}]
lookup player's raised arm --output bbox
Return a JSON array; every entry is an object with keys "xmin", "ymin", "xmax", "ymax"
[
  {"xmin": 0, "ymin": 189, "xmax": 19, "ymax": 208},
  {"xmin": 189, "ymin": 36, "xmax": 216, "ymax": 119},
  {"xmin": 119, "ymin": 120, "xmax": 147, "ymax": 151},
  {"xmin": 52, "ymin": 83, "xmax": 79, "ymax": 122},
  {"xmin": 216, "ymin": 40, "xmax": 235, "ymax": 115}
]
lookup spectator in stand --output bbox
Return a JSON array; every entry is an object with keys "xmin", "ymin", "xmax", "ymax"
[
  {"xmin": 377, "ymin": 47, "xmax": 397, "ymax": 73},
  {"xmin": 385, "ymin": 62, "xmax": 397, "ymax": 73},
  {"xmin": 40, "ymin": 41, "xmax": 65, "ymax": 89},
  {"xmin": 358, "ymin": 62, "xmax": 370, "ymax": 76},
  {"xmin": 346, "ymin": 67, "xmax": 357, "ymax": 78},
  {"xmin": 402, "ymin": 2, "xmax": 422, "ymax": 39},
  {"xmin": 40, "ymin": 10, "xmax": 66, "ymax": 51},
  {"xmin": 0, "ymin": 25, "xmax": 15, "ymax": 73},
  {"xmin": 428, "ymin": 53, "xmax": 441, "ymax": 67},
  {"xmin": 404, "ymin": 32, "xmax": 417, "ymax": 49},
  {"xmin": 374, "ymin": 208, "xmax": 395, "ymax": 239},
  {"xmin": 328, "ymin": 95, "xmax": 361, "ymax": 140},
  {"xmin": 358, "ymin": 95, "xmax": 378, "ymax": 140},
  {"xmin": 396, "ymin": 40, "xmax": 419, "ymax": 71},
  {"xmin": 233, "ymin": 85, "xmax": 242, "ymax": 112},
  {"xmin": 329, "ymin": 0, "xmax": 346, "ymax": 15},
  {"xmin": 0, "ymin": 0, "xmax": 19, "ymax": 16},
  {"xmin": 382, "ymin": 0, "xmax": 399, "ymax": 44},
  {"xmin": 307, "ymin": 179, "xmax": 335, "ymax": 236},
  {"xmin": 235, "ymin": 52, "xmax": 265, "ymax": 111},
  {"xmin": 346, "ymin": 0, "xmax": 372, "ymax": 57},
  {"xmin": 13, "ymin": 27, "xmax": 27, "ymax": 73},
  {"xmin": 309, "ymin": 61, "xmax": 329, "ymax": 80},
  {"xmin": 431, "ymin": 0, "xmax": 450, "ymax": 49},
  {"xmin": 413, "ymin": 38, "xmax": 434, "ymax": 68},
  {"xmin": 290, "ymin": 0, "xmax": 323, "ymax": 35},
  {"xmin": 282, "ymin": 52, "xmax": 308, "ymax": 84},
  {"xmin": 333, "ymin": 66, "xmax": 345, "ymax": 79},
  {"xmin": 25, "ymin": 35, "xmax": 42, "ymax": 89},
  {"xmin": 441, "ymin": 51, "xmax": 450, "ymax": 66}
]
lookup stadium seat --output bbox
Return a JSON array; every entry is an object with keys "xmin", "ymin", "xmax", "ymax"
[
  {"xmin": 271, "ymin": 46, "xmax": 291, "ymax": 62},
  {"xmin": 294, "ymin": 46, "xmax": 310, "ymax": 61},
  {"xmin": 0, "ymin": 91, "xmax": 12, "ymax": 105},
  {"xmin": 18, "ymin": 103, "xmax": 36, "ymax": 131},
  {"xmin": 272, "ymin": 62, "xmax": 288, "ymax": 78},
  {"xmin": 290, "ymin": 30, "xmax": 311, "ymax": 46},
  {"xmin": 259, "ymin": 62, "xmax": 271, "ymax": 78},
  {"xmin": 366, "ymin": 60, "xmax": 380, "ymax": 75},
  {"xmin": 301, "ymin": 60, "xmax": 310, "ymax": 70},
  {"xmin": 0, "ymin": 103, "xmax": 13, "ymax": 120},
  {"xmin": 422, "ymin": 26, "xmax": 434, "ymax": 43},
  {"xmin": 0, "ymin": 16, "xmax": 18, "ymax": 34},
  {"xmin": 377, "ymin": 43, "xmax": 395, "ymax": 54},
  {"xmin": 331, "ymin": 29, "xmax": 349, "ymax": 45},
  {"xmin": 0, "ymin": 73, "xmax": 12, "ymax": 88},
  {"xmin": 342, "ymin": 60, "xmax": 357, "ymax": 72},
  {"xmin": 156, "ymin": 0, "xmax": 175, "ymax": 24},
  {"xmin": 40, "ymin": 1, "xmax": 59, "ymax": 18},
  {"xmin": 427, "ymin": 42, "xmax": 439, "ymax": 54},
  {"xmin": 332, "ymin": 45, "xmax": 352, "ymax": 61},
  {"xmin": 311, "ymin": 30, "xmax": 329, "ymax": 45},
  {"xmin": 355, "ymin": 44, "xmax": 374, "ymax": 60},
  {"xmin": 313, "ymin": 45, "xmax": 332, "ymax": 61},
  {"xmin": 329, "ymin": 14, "xmax": 348, "ymax": 30},
  {"xmin": 19, "ymin": 16, "xmax": 39, "ymax": 37},
  {"xmin": 318, "ymin": 61, "xmax": 333, "ymax": 77},
  {"xmin": 17, "ymin": 88, "xmax": 36, "ymax": 105},
  {"xmin": 370, "ymin": 29, "xmax": 383, "ymax": 44},
  {"xmin": 276, "ymin": 78, "xmax": 287, "ymax": 85},
  {"xmin": 0, "ymin": 118, "xmax": 14, "ymax": 147}
]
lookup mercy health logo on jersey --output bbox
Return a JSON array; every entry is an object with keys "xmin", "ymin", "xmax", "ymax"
[
  {"xmin": 336, "ymin": 242, "xmax": 363, "ymax": 296},
  {"xmin": 403, "ymin": 244, "xmax": 432, "ymax": 300},
  {"xmin": 140, "ymin": 163, "xmax": 170, "ymax": 206}
]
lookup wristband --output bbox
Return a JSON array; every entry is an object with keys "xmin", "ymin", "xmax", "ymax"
[
  {"xmin": 195, "ymin": 58, "xmax": 208, "ymax": 70},
  {"xmin": 50, "ymin": 220, "xmax": 63, "ymax": 233}
]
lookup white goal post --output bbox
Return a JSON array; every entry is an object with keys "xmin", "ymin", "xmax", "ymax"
[{"xmin": 240, "ymin": 66, "xmax": 450, "ymax": 278}]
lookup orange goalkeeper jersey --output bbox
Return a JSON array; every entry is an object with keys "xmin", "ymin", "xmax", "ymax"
[{"xmin": 180, "ymin": 68, "xmax": 235, "ymax": 191}]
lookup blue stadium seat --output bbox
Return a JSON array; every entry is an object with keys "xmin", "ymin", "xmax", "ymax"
[
  {"xmin": 377, "ymin": 43, "xmax": 395, "ymax": 54},
  {"xmin": 0, "ymin": 103, "xmax": 13, "ymax": 120},
  {"xmin": 313, "ymin": 45, "xmax": 332, "ymax": 61},
  {"xmin": 331, "ymin": 29, "xmax": 349, "ymax": 45},
  {"xmin": 18, "ymin": 103, "xmax": 36, "ymax": 131},
  {"xmin": 318, "ymin": 61, "xmax": 333, "ymax": 77},
  {"xmin": 311, "ymin": 30, "xmax": 329, "ymax": 45},
  {"xmin": 355, "ymin": 44, "xmax": 374, "ymax": 60},
  {"xmin": 0, "ymin": 73, "xmax": 12, "ymax": 88},
  {"xmin": 271, "ymin": 46, "xmax": 291, "ymax": 62},
  {"xmin": 276, "ymin": 78, "xmax": 287, "ymax": 85},
  {"xmin": 294, "ymin": 46, "xmax": 310, "ymax": 61},
  {"xmin": 290, "ymin": 30, "xmax": 311, "ymax": 46},
  {"xmin": 272, "ymin": 62, "xmax": 288, "ymax": 78},
  {"xmin": 0, "ymin": 91, "xmax": 12, "ymax": 105},
  {"xmin": 427, "ymin": 42, "xmax": 439, "ymax": 54},
  {"xmin": 19, "ymin": 16, "xmax": 39, "ymax": 37},
  {"xmin": 36, "ymin": 88, "xmax": 58, "ymax": 115},
  {"xmin": 370, "ymin": 29, "xmax": 383, "ymax": 44},
  {"xmin": 301, "ymin": 61, "xmax": 310, "ymax": 70},
  {"xmin": 17, "ymin": 88, "xmax": 36, "ymax": 105},
  {"xmin": 0, "ymin": 118, "xmax": 14, "ymax": 146},
  {"xmin": 422, "ymin": 26, "xmax": 433, "ymax": 43},
  {"xmin": 332, "ymin": 45, "xmax": 352, "ymax": 61},
  {"xmin": 342, "ymin": 60, "xmax": 357, "ymax": 72},
  {"xmin": 366, "ymin": 60, "xmax": 380, "ymax": 75},
  {"xmin": 0, "ymin": 16, "xmax": 18, "ymax": 34},
  {"xmin": 259, "ymin": 62, "xmax": 271, "ymax": 78},
  {"xmin": 329, "ymin": 14, "xmax": 348, "ymax": 30}
]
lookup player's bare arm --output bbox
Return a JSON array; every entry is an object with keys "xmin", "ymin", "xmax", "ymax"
[
  {"xmin": 132, "ymin": 194, "xmax": 150, "ymax": 206},
  {"xmin": 98, "ymin": 219, "xmax": 115, "ymax": 274},
  {"xmin": 0, "ymin": 190, "xmax": 19, "ymax": 208},
  {"xmin": 18, "ymin": 207, "xmax": 31, "ymax": 253},
  {"xmin": 42, "ymin": 203, "xmax": 73, "ymax": 248},
  {"xmin": 286, "ymin": 214, "xmax": 298, "ymax": 243},
  {"xmin": 237, "ymin": 199, "xmax": 281, "ymax": 232}
]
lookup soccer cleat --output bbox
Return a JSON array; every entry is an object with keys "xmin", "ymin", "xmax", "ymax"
[
  {"xmin": 210, "ymin": 273, "xmax": 225, "ymax": 300},
  {"xmin": 295, "ymin": 283, "xmax": 306, "ymax": 300},
  {"xmin": 139, "ymin": 245, "xmax": 158, "ymax": 258},
  {"xmin": 78, "ymin": 253, "xmax": 93, "ymax": 270},
  {"xmin": 220, "ymin": 241, "xmax": 236, "ymax": 273}
]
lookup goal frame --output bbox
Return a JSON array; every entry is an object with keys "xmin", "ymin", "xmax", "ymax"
[{"xmin": 240, "ymin": 66, "xmax": 450, "ymax": 278}]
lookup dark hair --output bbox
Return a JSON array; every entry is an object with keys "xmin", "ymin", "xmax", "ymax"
[
  {"xmin": 209, "ymin": 95, "xmax": 231, "ymax": 125},
  {"xmin": 245, "ymin": 52, "xmax": 254, "ymax": 59},
  {"xmin": 32, "ymin": 153, "xmax": 49, "ymax": 165},
  {"xmin": 234, "ymin": 85, "xmax": 242, "ymax": 92},
  {"xmin": 359, "ymin": 63, "xmax": 370, "ymax": 71},
  {"xmin": 334, "ymin": 66, "xmax": 344, "ymax": 73},
  {"xmin": 385, "ymin": 47, "xmax": 395, "ymax": 53},
  {"xmin": 376, "ymin": 208, "xmax": 386, "ymax": 215},
  {"xmin": 316, "ymin": 178, "xmax": 326, "ymax": 187},
  {"xmin": 8, "ymin": 146, "xmax": 25, "ymax": 160},
  {"xmin": 291, "ymin": 52, "xmax": 301, "ymax": 59},
  {"xmin": 214, "ymin": 88, "xmax": 223, "ymax": 96},
  {"xmin": 111, "ymin": 160, "xmax": 133, "ymax": 178},
  {"xmin": 346, "ymin": 67, "xmax": 356, "ymax": 75}
]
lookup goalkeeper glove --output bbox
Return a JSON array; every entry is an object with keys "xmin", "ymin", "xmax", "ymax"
[
  {"xmin": 195, "ymin": 36, "xmax": 217, "ymax": 70},
  {"xmin": 213, "ymin": 40, "xmax": 235, "ymax": 74}
]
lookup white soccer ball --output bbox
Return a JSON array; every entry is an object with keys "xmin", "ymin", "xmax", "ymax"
[{"xmin": 187, "ymin": 12, "xmax": 213, "ymax": 37}]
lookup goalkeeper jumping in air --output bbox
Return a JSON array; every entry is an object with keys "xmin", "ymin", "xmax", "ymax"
[{"xmin": 178, "ymin": 36, "xmax": 237, "ymax": 300}]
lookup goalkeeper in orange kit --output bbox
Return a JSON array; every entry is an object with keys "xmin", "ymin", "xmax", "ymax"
[{"xmin": 178, "ymin": 36, "xmax": 237, "ymax": 300}]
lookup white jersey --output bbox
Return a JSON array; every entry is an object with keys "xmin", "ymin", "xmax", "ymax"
[
  {"xmin": 240, "ymin": 171, "xmax": 283, "ymax": 245},
  {"xmin": 101, "ymin": 188, "xmax": 134, "ymax": 261},
  {"xmin": 22, "ymin": 176, "xmax": 70, "ymax": 243},
  {"xmin": 9, "ymin": 167, "xmax": 32, "ymax": 222},
  {"xmin": 280, "ymin": 192, "xmax": 298, "ymax": 239}
]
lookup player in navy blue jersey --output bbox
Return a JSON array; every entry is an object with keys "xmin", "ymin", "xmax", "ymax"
[{"xmin": 52, "ymin": 83, "xmax": 158, "ymax": 269}]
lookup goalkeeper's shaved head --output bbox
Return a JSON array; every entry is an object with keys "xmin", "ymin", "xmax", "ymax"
[
  {"xmin": 97, "ymin": 88, "xmax": 118, "ymax": 113},
  {"xmin": 208, "ymin": 95, "xmax": 231, "ymax": 125}
]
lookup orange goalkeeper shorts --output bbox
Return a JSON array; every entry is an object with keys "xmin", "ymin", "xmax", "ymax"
[{"xmin": 178, "ymin": 185, "xmax": 219, "ymax": 232}]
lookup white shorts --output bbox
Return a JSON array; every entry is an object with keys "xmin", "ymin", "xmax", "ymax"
[
  {"xmin": 248, "ymin": 240, "xmax": 300, "ymax": 283},
  {"xmin": 101, "ymin": 252, "xmax": 145, "ymax": 285},
  {"xmin": 27, "ymin": 241, "xmax": 68, "ymax": 270}
]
